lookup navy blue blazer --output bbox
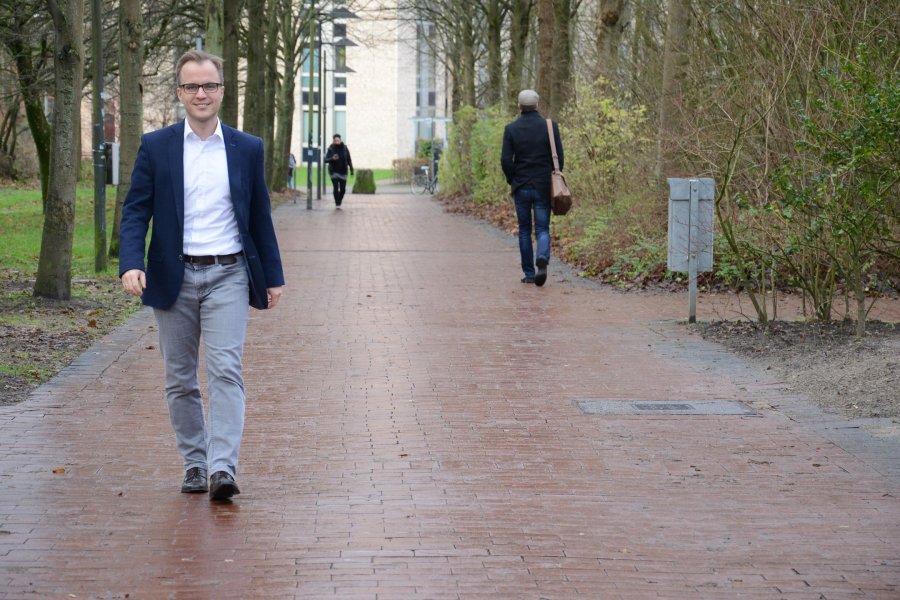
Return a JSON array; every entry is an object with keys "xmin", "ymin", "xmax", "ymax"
[
  {"xmin": 118, "ymin": 121, "xmax": 285, "ymax": 310},
  {"xmin": 500, "ymin": 110, "xmax": 564, "ymax": 195}
]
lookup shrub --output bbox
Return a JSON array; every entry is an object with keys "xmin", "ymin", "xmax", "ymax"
[
  {"xmin": 554, "ymin": 80, "xmax": 662, "ymax": 281},
  {"xmin": 440, "ymin": 106, "xmax": 478, "ymax": 195},
  {"xmin": 352, "ymin": 169, "xmax": 376, "ymax": 194}
]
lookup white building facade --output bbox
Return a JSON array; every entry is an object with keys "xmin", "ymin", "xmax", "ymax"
[{"xmin": 294, "ymin": 1, "xmax": 449, "ymax": 171}]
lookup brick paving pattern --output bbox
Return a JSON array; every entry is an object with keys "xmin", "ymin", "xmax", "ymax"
[{"xmin": 1, "ymin": 192, "xmax": 898, "ymax": 599}]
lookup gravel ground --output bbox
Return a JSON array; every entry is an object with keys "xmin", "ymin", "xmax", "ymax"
[{"xmin": 695, "ymin": 320, "xmax": 899, "ymax": 419}]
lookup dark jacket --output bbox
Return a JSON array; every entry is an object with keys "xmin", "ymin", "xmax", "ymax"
[
  {"xmin": 500, "ymin": 110, "xmax": 564, "ymax": 195},
  {"xmin": 325, "ymin": 143, "xmax": 353, "ymax": 177},
  {"xmin": 119, "ymin": 121, "xmax": 285, "ymax": 310}
]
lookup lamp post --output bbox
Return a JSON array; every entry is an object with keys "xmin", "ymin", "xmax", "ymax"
[
  {"xmin": 316, "ymin": 10, "xmax": 357, "ymax": 200},
  {"xmin": 91, "ymin": 0, "xmax": 106, "ymax": 271},
  {"xmin": 306, "ymin": 13, "xmax": 315, "ymax": 210}
]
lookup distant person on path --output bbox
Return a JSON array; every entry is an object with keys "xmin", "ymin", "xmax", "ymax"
[
  {"xmin": 119, "ymin": 50, "xmax": 285, "ymax": 501},
  {"xmin": 287, "ymin": 152, "xmax": 297, "ymax": 190},
  {"xmin": 325, "ymin": 134, "xmax": 354, "ymax": 208},
  {"xmin": 501, "ymin": 89, "xmax": 563, "ymax": 287}
]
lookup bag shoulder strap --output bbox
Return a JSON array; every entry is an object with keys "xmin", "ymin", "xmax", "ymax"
[{"xmin": 546, "ymin": 118, "xmax": 561, "ymax": 172}]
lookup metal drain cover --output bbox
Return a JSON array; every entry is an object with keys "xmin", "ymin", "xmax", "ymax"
[{"xmin": 576, "ymin": 399, "xmax": 757, "ymax": 416}]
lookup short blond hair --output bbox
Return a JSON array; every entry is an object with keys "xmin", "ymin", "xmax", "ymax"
[{"xmin": 175, "ymin": 50, "xmax": 224, "ymax": 85}]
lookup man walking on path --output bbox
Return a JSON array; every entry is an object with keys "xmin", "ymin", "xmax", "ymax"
[
  {"xmin": 325, "ymin": 134, "xmax": 354, "ymax": 208},
  {"xmin": 118, "ymin": 50, "xmax": 285, "ymax": 501},
  {"xmin": 501, "ymin": 89, "xmax": 563, "ymax": 287}
]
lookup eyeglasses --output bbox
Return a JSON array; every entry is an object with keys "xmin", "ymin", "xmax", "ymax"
[{"xmin": 178, "ymin": 82, "xmax": 223, "ymax": 94}]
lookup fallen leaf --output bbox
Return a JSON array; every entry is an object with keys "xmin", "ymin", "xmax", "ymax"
[
  {"xmin": 52, "ymin": 467, "xmax": 66, "ymax": 474},
  {"xmin": 87, "ymin": 319, "xmax": 98, "ymax": 328}
]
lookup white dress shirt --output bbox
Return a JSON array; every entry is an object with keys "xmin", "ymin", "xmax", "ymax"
[{"xmin": 182, "ymin": 119, "xmax": 242, "ymax": 256}]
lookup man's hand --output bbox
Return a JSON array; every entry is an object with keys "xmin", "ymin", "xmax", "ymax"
[
  {"xmin": 121, "ymin": 269, "xmax": 146, "ymax": 297},
  {"xmin": 267, "ymin": 286, "xmax": 283, "ymax": 309}
]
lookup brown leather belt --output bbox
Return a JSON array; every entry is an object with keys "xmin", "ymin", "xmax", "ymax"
[{"xmin": 182, "ymin": 252, "xmax": 242, "ymax": 265}]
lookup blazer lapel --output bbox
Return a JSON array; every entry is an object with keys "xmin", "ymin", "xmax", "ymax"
[
  {"xmin": 169, "ymin": 121, "xmax": 185, "ymax": 233},
  {"xmin": 223, "ymin": 125, "xmax": 245, "ymax": 225}
]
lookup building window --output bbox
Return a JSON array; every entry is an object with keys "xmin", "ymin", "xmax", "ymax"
[
  {"xmin": 336, "ymin": 46, "xmax": 347, "ymax": 70},
  {"xmin": 333, "ymin": 23, "xmax": 346, "ymax": 38},
  {"xmin": 334, "ymin": 92, "xmax": 347, "ymax": 106},
  {"xmin": 302, "ymin": 91, "xmax": 320, "ymax": 105},
  {"xmin": 333, "ymin": 110, "xmax": 346, "ymax": 137},
  {"xmin": 302, "ymin": 112, "xmax": 320, "ymax": 143},
  {"xmin": 334, "ymin": 76, "xmax": 347, "ymax": 89},
  {"xmin": 428, "ymin": 92, "xmax": 436, "ymax": 107}
]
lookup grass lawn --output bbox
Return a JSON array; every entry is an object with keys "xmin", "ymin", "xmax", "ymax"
[
  {"xmin": 289, "ymin": 167, "xmax": 394, "ymax": 190},
  {"xmin": 0, "ymin": 183, "xmax": 123, "ymax": 277},
  {"xmin": 0, "ymin": 182, "xmax": 142, "ymax": 404}
]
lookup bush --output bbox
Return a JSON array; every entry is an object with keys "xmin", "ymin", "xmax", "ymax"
[
  {"xmin": 440, "ymin": 106, "xmax": 479, "ymax": 195},
  {"xmin": 352, "ymin": 169, "xmax": 376, "ymax": 194},
  {"xmin": 554, "ymin": 80, "xmax": 662, "ymax": 282},
  {"xmin": 469, "ymin": 106, "xmax": 510, "ymax": 205},
  {"xmin": 392, "ymin": 158, "xmax": 427, "ymax": 183}
]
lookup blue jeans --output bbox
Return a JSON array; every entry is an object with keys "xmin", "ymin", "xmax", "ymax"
[
  {"xmin": 513, "ymin": 186, "xmax": 551, "ymax": 278},
  {"xmin": 154, "ymin": 257, "xmax": 249, "ymax": 478}
]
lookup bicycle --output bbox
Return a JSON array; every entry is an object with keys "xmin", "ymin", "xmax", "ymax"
[{"xmin": 409, "ymin": 164, "xmax": 439, "ymax": 195}]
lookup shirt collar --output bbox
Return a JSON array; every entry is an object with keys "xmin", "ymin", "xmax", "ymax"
[{"xmin": 184, "ymin": 118, "xmax": 223, "ymax": 142}]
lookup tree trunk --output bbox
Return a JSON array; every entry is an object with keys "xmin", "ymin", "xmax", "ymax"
[
  {"xmin": 485, "ymin": 0, "xmax": 503, "ymax": 106},
  {"xmin": 460, "ymin": 13, "xmax": 476, "ymax": 107},
  {"xmin": 506, "ymin": 0, "xmax": 532, "ymax": 112},
  {"xmin": 35, "ymin": 0, "xmax": 84, "ymax": 300},
  {"xmin": 205, "ymin": 0, "xmax": 224, "ymax": 55},
  {"xmin": 263, "ymin": 0, "xmax": 279, "ymax": 185},
  {"xmin": 447, "ymin": 34, "xmax": 462, "ymax": 113},
  {"xmin": 6, "ymin": 27, "xmax": 52, "ymax": 208},
  {"xmin": 535, "ymin": 0, "xmax": 555, "ymax": 116},
  {"xmin": 242, "ymin": 1, "xmax": 266, "ymax": 138},
  {"xmin": 272, "ymin": 3, "xmax": 296, "ymax": 193},
  {"xmin": 110, "ymin": 0, "xmax": 143, "ymax": 259},
  {"xmin": 595, "ymin": 0, "xmax": 625, "ymax": 83},
  {"xmin": 550, "ymin": 0, "xmax": 572, "ymax": 111},
  {"xmin": 220, "ymin": 0, "xmax": 243, "ymax": 127},
  {"xmin": 656, "ymin": 0, "xmax": 690, "ymax": 181}
]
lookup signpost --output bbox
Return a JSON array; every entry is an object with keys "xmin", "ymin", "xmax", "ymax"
[{"xmin": 667, "ymin": 178, "xmax": 715, "ymax": 323}]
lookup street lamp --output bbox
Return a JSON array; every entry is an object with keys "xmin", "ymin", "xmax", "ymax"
[
  {"xmin": 318, "ymin": 36, "xmax": 357, "ymax": 200},
  {"xmin": 316, "ymin": 9, "xmax": 358, "ymax": 200},
  {"xmin": 301, "ymin": 4, "xmax": 357, "ymax": 208}
]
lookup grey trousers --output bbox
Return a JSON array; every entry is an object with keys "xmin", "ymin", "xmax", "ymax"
[{"xmin": 154, "ymin": 258, "xmax": 249, "ymax": 478}]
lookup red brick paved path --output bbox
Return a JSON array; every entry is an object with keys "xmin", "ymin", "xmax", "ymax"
[{"xmin": 2, "ymin": 192, "xmax": 898, "ymax": 599}]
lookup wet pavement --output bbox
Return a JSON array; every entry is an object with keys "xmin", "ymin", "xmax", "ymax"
[{"xmin": 1, "ymin": 191, "xmax": 898, "ymax": 599}]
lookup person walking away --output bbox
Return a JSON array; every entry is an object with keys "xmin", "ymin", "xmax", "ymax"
[
  {"xmin": 119, "ymin": 50, "xmax": 285, "ymax": 501},
  {"xmin": 287, "ymin": 152, "xmax": 297, "ymax": 190},
  {"xmin": 324, "ymin": 134, "xmax": 353, "ymax": 208},
  {"xmin": 500, "ymin": 89, "xmax": 563, "ymax": 287}
]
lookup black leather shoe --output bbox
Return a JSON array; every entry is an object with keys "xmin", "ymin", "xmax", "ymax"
[
  {"xmin": 535, "ymin": 257, "xmax": 548, "ymax": 287},
  {"xmin": 181, "ymin": 467, "xmax": 208, "ymax": 493},
  {"xmin": 521, "ymin": 276, "xmax": 535, "ymax": 284},
  {"xmin": 209, "ymin": 471, "xmax": 240, "ymax": 500}
]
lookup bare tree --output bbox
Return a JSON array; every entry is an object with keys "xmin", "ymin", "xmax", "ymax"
[
  {"xmin": 595, "ymin": 0, "xmax": 625, "ymax": 83},
  {"xmin": 535, "ymin": 0, "xmax": 554, "ymax": 115},
  {"xmin": 109, "ymin": 0, "xmax": 143, "ymax": 258},
  {"xmin": 34, "ymin": 0, "xmax": 84, "ymax": 300},
  {"xmin": 242, "ymin": 0, "xmax": 266, "ymax": 137},
  {"xmin": 655, "ymin": 0, "xmax": 689, "ymax": 181},
  {"xmin": 205, "ymin": 0, "xmax": 224, "ymax": 55},
  {"xmin": 220, "ymin": 0, "xmax": 243, "ymax": 126},
  {"xmin": 0, "ymin": 1, "xmax": 53, "ymax": 206},
  {"xmin": 506, "ymin": 0, "xmax": 533, "ymax": 110}
]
